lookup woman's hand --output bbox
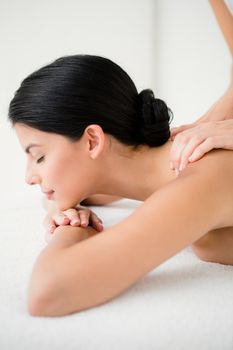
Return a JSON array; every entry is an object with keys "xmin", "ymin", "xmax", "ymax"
[
  {"xmin": 44, "ymin": 204, "xmax": 103, "ymax": 243},
  {"xmin": 169, "ymin": 119, "xmax": 233, "ymax": 173}
]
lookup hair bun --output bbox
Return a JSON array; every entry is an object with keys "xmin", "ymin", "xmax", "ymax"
[{"xmin": 138, "ymin": 89, "xmax": 173, "ymax": 147}]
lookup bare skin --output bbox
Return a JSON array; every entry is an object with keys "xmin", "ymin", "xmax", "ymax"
[
  {"xmin": 15, "ymin": 123, "xmax": 233, "ymax": 317},
  {"xmin": 80, "ymin": 193, "xmax": 233, "ymax": 266}
]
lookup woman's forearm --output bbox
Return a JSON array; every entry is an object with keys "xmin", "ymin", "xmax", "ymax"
[{"xmin": 27, "ymin": 225, "xmax": 98, "ymax": 316}]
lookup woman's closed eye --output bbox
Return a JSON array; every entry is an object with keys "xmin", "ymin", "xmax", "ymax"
[{"xmin": 36, "ymin": 156, "xmax": 45, "ymax": 164}]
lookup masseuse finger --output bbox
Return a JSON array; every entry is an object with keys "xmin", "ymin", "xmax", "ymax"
[
  {"xmin": 178, "ymin": 135, "xmax": 204, "ymax": 172},
  {"xmin": 188, "ymin": 137, "xmax": 218, "ymax": 163},
  {"xmin": 62, "ymin": 208, "xmax": 81, "ymax": 226},
  {"xmin": 169, "ymin": 132, "xmax": 189, "ymax": 171},
  {"xmin": 170, "ymin": 123, "xmax": 194, "ymax": 140}
]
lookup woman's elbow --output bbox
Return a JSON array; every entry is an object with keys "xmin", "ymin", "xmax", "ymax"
[
  {"xmin": 27, "ymin": 264, "xmax": 63, "ymax": 317},
  {"xmin": 27, "ymin": 271, "xmax": 81, "ymax": 317},
  {"xmin": 27, "ymin": 280, "xmax": 54, "ymax": 317},
  {"xmin": 28, "ymin": 287, "xmax": 67, "ymax": 317},
  {"xmin": 28, "ymin": 294, "xmax": 46, "ymax": 317}
]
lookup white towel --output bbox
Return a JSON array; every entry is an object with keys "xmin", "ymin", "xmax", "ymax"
[{"xmin": 0, "ymin": 198, "xmax": 232, "ymax": 350}]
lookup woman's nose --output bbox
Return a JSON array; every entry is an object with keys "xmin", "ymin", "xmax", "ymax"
[{"xmin": 25, "ymin": 173, "xmax": 41, "ymax": 186}]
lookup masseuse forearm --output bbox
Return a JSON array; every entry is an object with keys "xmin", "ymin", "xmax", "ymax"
[
  {"xmin": 222, "ymin": 82, "xmax": 233, "ymax": 119},
  {"xmin": 201, "ymin": 67, "xmax": 233, "ymax": 122}
]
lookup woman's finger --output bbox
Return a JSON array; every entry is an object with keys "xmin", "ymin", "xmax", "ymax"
[
  {"xmin": 43, "ymin": 215, "xmax": 57, "ymax": 233},
  {"xmin": 62, "ymin": 208, "xmax": 81, "ymax": 226},
  {"xmin": 48, "ymin": 219, "xmax": 57, "ymax": 233},
  {"xmin": 53, "ymin": 212, "xmax": 70, "ymax": 226},
  {"xmin": 89, "ymin": 212, "xmax": 104, "ymax": 232},
  {"xmin": 89, "ymin": 211, "xmax": 103, "ymax": 224},
  {"xmin": 78, "ymin": 209, "xmax": 91, "ymax": 228}
]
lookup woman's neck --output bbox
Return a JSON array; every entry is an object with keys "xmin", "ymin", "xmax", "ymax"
[{"xmin": 96, "ymin": 139, "xmax": 177, "ymax": 201}]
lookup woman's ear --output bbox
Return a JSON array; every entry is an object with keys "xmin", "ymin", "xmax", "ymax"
[{"xmin": 84, "ymin": 124, "xmax": 105, "ymax": 159}]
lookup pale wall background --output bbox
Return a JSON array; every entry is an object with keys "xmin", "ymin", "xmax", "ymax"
[{"xmin": 0, "ymin": 0, "xmax": 231, "ymax": 209}]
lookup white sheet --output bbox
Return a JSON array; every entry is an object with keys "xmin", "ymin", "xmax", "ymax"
[{"xmin": 0, "ymin": 198, "xmax": 232, "ymax": 350}]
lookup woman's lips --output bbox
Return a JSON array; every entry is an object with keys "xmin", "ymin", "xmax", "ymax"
[{"xmin": 43, "ymin": 191, "xmax": 54, "ymax": 200}]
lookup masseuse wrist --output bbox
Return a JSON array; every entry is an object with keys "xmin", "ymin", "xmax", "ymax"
[
  {"xmin": 217, "ymin": 86, "xmax": 233, "ymax": 120},
  {"xmin": 197, "ymin": 86, "xmax": 233, "ymax": 124}
]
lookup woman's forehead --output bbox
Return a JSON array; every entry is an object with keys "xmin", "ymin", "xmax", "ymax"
[{"xmin": 14, "ymin": 123, "xmax": 75, "ymax": 152}]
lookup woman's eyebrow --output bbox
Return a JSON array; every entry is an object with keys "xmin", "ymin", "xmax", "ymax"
[{"xmin": 25, "ymin": 144, "xmax": 41, "ymax": 154}]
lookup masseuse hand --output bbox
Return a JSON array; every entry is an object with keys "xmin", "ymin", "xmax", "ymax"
[
  {"xmin": 169, "ymin": 119, "xmax": 233, "ymax": 173},
  {"xmin": 169, "ymin": 64, "xmax": 233, "ymax": 173},
  {"xmin": 44, "ymin": 204, "xmax": 104, "ymax": 243}
]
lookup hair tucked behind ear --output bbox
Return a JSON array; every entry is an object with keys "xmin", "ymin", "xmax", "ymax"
[{"xmin": 8, "ymin": 54, "xmax": 173, "ymax": 148}]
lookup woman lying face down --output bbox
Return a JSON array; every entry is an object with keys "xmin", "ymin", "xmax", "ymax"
[
  {"xmin": 8, "ymin": 55, "xmax": 233, "ymax": 317},
  {"xmin": 10, "ymin": 54, "xmax": 176, "ymax": 210}
]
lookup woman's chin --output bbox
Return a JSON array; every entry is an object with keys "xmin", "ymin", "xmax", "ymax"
[
  {"xmin": 58, "ymin": 203, "xmax": 72, "ymax": 211},
  {"xmin": 57, "ymin": 199, "xmax": 80, "ymax": 211}
]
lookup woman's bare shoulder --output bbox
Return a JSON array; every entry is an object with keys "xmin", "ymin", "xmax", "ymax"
[
  {"xmin": 179, "ymin": 148, "xmax": 233, "ymax": 187},
  {"xmin": 189, "ymin": 148, "xmax": 233, "ymax": 175}
]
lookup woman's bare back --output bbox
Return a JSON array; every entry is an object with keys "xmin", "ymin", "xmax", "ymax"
[{"xmin": 82, "ymin": 148, "xmax": 233, "ymax": 265}]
